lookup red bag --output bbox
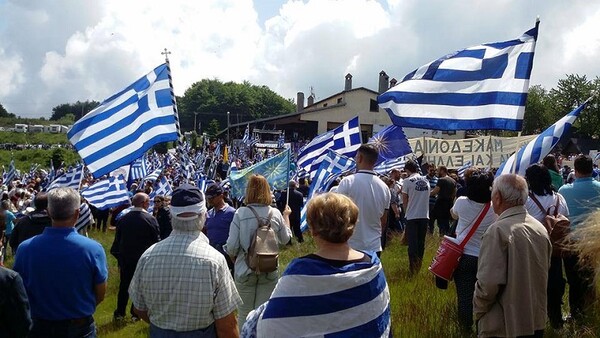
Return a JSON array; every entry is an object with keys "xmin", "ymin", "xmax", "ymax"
[{"xmin": 429, "ymin": 203, "xmax": 490, "ymax": 281}]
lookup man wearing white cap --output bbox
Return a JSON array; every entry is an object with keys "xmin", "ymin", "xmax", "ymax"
[{"xmin": 129, "ymin": 184, "xmax": 242, "ymax": 337}]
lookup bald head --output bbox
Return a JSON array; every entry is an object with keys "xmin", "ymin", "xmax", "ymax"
[{"xmin": 132, "ymin": 193, "xmax": 149, "ymax": 208}]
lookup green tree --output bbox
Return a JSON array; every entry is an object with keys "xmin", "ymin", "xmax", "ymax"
[
  {"xmin": 548, "ymin": 74, "xmax": 600, "ymax": 138},
  {"xmin": 206, "ymin": 119, "xmax": 221, "ymax": 138},
  {"xmin": 522, "ymin": 85, "xmax": 552, "ymax": 135},
  {"xmin": 0, "ymin": 102, "xmax": 16, "ymax": 118},
  {"xmin": 178, "ymin": 79, "xmax": 295, "ymax": 133},
  {"xmin": 50, "ymin": 100, "xmax": 100, "ymax": 121}
]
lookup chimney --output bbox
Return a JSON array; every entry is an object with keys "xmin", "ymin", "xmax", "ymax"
[
  {"xmin": 344, "ymin": 73, "xmax": 353, "ymax": 91},
  {"xmin": 389, "ymin": 78, "xmax": 398, "ymax": 88},
  {"xmin": 307, "ymin": 95, "xmax": 314, "ymax": 106},
  {"xmin": 297, "ymin": 92, "xmax": 305, "ymax": 112},
  {"xmin": 378, "ymin": 71, "xmax": 389, "ymax": 94}
]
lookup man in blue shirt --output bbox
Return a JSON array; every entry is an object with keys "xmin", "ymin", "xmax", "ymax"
[
  {"xmin": 205, "ymin": 183, "xmax": 236, "ymax": 270},
  {"xmin": 558, "ymin": 155, "xmax": 600, "ymax": 321},
  {"xmin": 13, "ymin": 188, "xmax": 108, "ymax": 338}
]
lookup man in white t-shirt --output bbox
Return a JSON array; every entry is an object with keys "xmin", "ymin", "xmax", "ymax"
[
  {"xmin": 337, "ymin": 144, "xmax": 391, "ymax": 256},
  {"xmin": 401, "ymin": 159, "xmax": 430, "ymax": 274}
]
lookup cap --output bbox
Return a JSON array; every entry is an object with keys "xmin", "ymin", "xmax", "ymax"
[
  {"xmin": 170, "ymin": 184, "xmax": 207, "ymax": 219},
  {"xmin": 205, "ymin": 184, "xmax": 223, "ymax": 199}
]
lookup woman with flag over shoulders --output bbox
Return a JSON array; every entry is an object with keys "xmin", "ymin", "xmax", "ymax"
[{"xmin": 242, "ymin": 192, "xmax": 391, "ymax": 338}]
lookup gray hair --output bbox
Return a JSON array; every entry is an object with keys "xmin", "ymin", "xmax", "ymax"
[
  {"xmin": 492, "ymin": 174, "xmax": 528, "ymax": 207},
  {"xmin": 47, "ymin": 188, "xmax": 80, "ymax": 221},
  {"xmin": 172, "ymin": 213, "xmax": 207, "ymax": 232}
]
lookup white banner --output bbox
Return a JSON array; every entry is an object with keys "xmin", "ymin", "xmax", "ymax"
[{"xmin": 408, "ymin": 135, "xmax": 538, "ymax": 169}]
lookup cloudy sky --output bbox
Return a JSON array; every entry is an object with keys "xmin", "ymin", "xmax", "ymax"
[{"xmin": 0, "ymin": 0, "xmax": 599, "ymax": 118}]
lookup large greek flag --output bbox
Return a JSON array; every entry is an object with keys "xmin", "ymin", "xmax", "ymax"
[
  {"xmin": 81, "ymin": 175, "xmax": 130, "ymax": 210},
  {"xmin": 297, "ymin": 116, "xmax": 361, "ymax": 179},
  {"xmin": 374, "ymin": 156, "xmax": 407, "ymax": 175},
  {"xmin": 379, "ymin": 24, "xmax": 539, "ymax": 131},
  {"xmin": 496, "ymin": 102, "xmax": 587, "ymax": 177},
  {"xmin": 68, "ymin": 64, "xmax": 179, "ymax": 178},
  {"xmin": 46, "ymin": 165, "xmax": 84, "ymax": 191}
]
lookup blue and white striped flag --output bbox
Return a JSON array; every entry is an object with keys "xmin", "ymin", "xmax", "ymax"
[
  {"xmin": 74, "ymin": 203, "xmax": 93, "ymax": 232},
  {"xmin": 254, "ymin": 254, "xmax": 390, "ymax": 337},
  {"xmin": 46, "ymin": 165, "xmax": 84, "ymax": 191},
  {"xmin": 374, "ymin": 156, "xmax": 407, "ymax": 175},
  {"xmin": 242, "ymin": 124, "xmax": 250, "ymax": 145},
  {"xmin": 129, "ymin": 154, "xmax": 148, "ymax": 181},
  {"xmin": 81, "ymin": 175, "xmax": 130, "ymax": 210},
  {"xmin": 154, "ymin": 176, "xmax": 173, "ymax": 197},
  {"xmin": 277, "ymin": 131, "xmax": 285, "ymax": 148},
  {"xmin": 3, "ymin": 159, "xmax": 16, "ymax": 185},
  {"xmin": 457, "ymin": 161, "xmax": 473, "ymax": 178},
  {"xmin": 594, "ymin": 152, "xmax": 600, "ymax": 162},
  {"xmin": 144, "ymin": 167, "xmax": 162, "ymax": 183},
  {"xmin": 68, "ymin": 64, "xmax": 179, "ymax": 178},
  {"xmin": 496, "ymin": 102, "xmax": 587, "ymax": 177},
  {"xmin": 297, "ymin": 116, "xmax": 362, "ymax": 179},
  {"xmin": 300, "ymin": 150, "xmax": 356, "ymax": 232},
  {"xmin": 379, "ymin": 24, "xmax": 539, "ymax": 131}
]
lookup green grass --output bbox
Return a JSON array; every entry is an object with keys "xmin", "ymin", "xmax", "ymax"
[{"xmin": 5, "ymin": 230, "xmax": 600, "ymax": 337}]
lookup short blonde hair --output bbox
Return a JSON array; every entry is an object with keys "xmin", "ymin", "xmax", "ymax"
[
  {"xmin": 245, "ymin": 175, "xmax": 273, "ymax": 205},
  {"xmin": 307, "ymin": 193, "xmax": 358, "ymax": 243}
]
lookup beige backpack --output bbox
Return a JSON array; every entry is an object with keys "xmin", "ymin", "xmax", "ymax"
[{"xmin": 245, "ymin": 206, "xmax": 279, "ymax": 273}]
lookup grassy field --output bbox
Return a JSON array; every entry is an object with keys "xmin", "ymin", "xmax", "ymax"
[{"xmin": 5, "ymin": 229, "xmax": 600, "ymax": 337}]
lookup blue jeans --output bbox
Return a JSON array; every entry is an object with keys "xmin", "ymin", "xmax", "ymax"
[
  {"xmin": 30, "ymin": 316, "xmax": 95, "ymax": 338},
  {"xmin": 150, "ymin": 322, "xmax": 216, "ymax": 337}
]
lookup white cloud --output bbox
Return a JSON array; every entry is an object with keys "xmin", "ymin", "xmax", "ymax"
[{"xmin": 0, "ymin": 49, "xmax": 24, "ymax": 97}]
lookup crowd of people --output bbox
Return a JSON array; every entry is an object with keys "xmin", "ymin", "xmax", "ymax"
[{"xmin": 1, "ymin": 145, "xmax": 600, "ymax": 337}]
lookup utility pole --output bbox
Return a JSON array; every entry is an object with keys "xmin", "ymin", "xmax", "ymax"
[
  {"xmin": 193, "ymin": 112, "xmax": 199, "ymax": 133},
  {"xmin": 227, "ymin": 111, "xmax": 230, "ymax": 146}
]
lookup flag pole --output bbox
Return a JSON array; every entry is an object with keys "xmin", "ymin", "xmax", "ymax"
[{"xmin": 162, "ymin": 48, "xmax": 188, "ymax": 180}]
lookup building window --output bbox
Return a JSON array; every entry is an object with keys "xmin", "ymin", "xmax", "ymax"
[
  {"xmin": 323, "ymin": 103, "xmax": 328, "ymax": 107},
  {"xmin": 369, "ymin": 99, "xmax": 378, "ymax": 112},
  {"xmin": 337, "ymin": 97, "xmax": 343, "ymax": 104}
]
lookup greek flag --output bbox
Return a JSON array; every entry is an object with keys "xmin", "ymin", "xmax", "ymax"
[
  {"xmin": 496, "ymin": 102, "xmax": 587, "ymax": 177},
  {"xmin": 68, "ymin": 64, "xmax": 179, "ymax": 178},
  {"xmin": 46, "ymin": 165, "xmax": 84, "ymax": 191},
  {"xmin": 74, "ymin": 203, "xmax": 93, "ymax": 232},
  {"xmin": 457, "ymin": 161, "xmax": 473, "ymax": 178},
  {"xmin": 277, "ymin": 131, "xmax": 285, "ymax": 148},
  {"xmin": 3, "ymin": 160, "xmax": 16, "ymax": 185},
  {"xmin": 81, "ymin": 175, "xmax": 130, "ymax": 210},
  {"xmin": 129, "ymin": 154, "xmax": 148, "ymax": 181},
  {"xmin": 300, "ymin": 150, "xmax": 356, "ymax": 232},
  {"xmin": 242, "ymin": 124, "xmax": 250, "ymax": 145},
  {"xmin": 595, "ymin": 152, "xmax": 600, "ymax": 162},
  {"xmin": 379, "ymin": 24, "xmax": 539, "ymax": 131},
  {"xmin": 374, "ymin": 156, "xmax": 407, "ymax": 175},
  {"xmin": 252, "ymin": 254, "xmax": 391, "ymax": 337},
  {"xmin": 297, "ymin": 116, "xmax": 362, "ymax": 179},
  {"xmin": 144, "ymin": 167, "xmax": 162, "ymax": 183}
]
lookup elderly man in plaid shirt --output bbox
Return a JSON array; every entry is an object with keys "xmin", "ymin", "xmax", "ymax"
[{"xmin": 129, "ymin": 184, "xmax": 242, "ymax": 337}]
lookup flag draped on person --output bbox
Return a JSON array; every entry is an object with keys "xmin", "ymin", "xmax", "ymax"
[
  {"xmin": 81, "ymin": 175, "xmax": 130, "ymax": 210},
  {"xmin": 68, "ymin": 63, "xmax": 179, "ymax": 178},
  {"xmin": 297, "ymin": 116, "xmax": 361, "ymax": 179},
  {"xmin": 368, "ymin": 125, "xmax": 412, "ymax": 164},
  {"xmin": 300, "ymin": 150, "xmax": 356, "ymax": 232},
  {"xmin": 378, "ymin": 23, "xmax": 539, "ymax": 131},
  {"xmin": 230, "ymin": 149, "xmax": 291, "ymax": 199},
  {"xmin": 496, "ymin": 102, "xmax": 588, "ymax": 177},
  {"xmin": 46, "ymin": 165, "xmax": 84, "ymax": 191}
]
